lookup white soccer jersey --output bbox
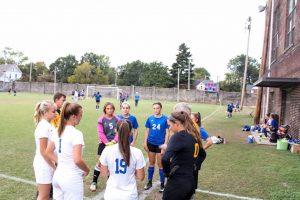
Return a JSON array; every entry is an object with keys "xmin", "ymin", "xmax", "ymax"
[
  {"xmin": 33, "ymin": 119, "xmax": 55, "ymax": 184},
  {"xmin": 100, "ymin": 144, "xmax": 146, "ymax": 200},
  {"xmin": 51, "ymin": 125, "xmax": 85, "ymax": 175}
]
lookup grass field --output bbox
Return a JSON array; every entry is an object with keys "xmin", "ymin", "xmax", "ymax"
[{"xmin": 0, "ymin": 93, "xmax": 300, "ymax": 200}]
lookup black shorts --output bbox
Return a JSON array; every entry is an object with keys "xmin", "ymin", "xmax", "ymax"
[
  {"xmin": 97, "ymin": 143, "xmax": 106, "ymax": 155},
  {"xmin": 147, "ymin": 142, "xmax": 161, "ymax": 153},
  {"xmin": 163, "ymin": 176, "xmax": 194, "ymax": 200},
  {"xmin": 96, "ymin": 100, "xmax": 100, "ymax": 103}
]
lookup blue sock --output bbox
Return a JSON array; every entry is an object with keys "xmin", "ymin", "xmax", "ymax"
[
  {"xmin": 159, "ymin": 168, "xmax": 165, "ymax": 184},
  {"xmin": 148, "ymin": 166, "xmax": 155, "ymax": 181}
]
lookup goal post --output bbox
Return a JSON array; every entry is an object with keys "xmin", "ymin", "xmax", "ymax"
[{"xmin": 86, "ymin": 85, "xmax": 122, "ymax": 99}]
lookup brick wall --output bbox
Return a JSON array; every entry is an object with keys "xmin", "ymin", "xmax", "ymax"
[{"xmin": 288, "ymin": 85, "xmax": 300, "ymax": 139}]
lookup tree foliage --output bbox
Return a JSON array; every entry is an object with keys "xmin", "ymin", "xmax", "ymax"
[
  {"xmin": 0, "ymin": 47, "xmax": 28, "ymax": 65},
  {"xmin": 68, "ymin": 63, "xmax": 108, "ymax": 84},
  {"xmin": 49, "ymin": 55, "xmax": 78, "ymax": 83},
  {"xmin": 220, "ymin": 54, "xmax": 260, "ymax": 92},
  {"xmin": 169, "ymin": 43, "xmax": 194, "ymax": 87},
  {"xmin": 142, "ymin": 62, "xmax": 173, "ymax": 87},
  {"xmin": 194, "ymin": 67, "xmax": 210, "ymax": 80}
]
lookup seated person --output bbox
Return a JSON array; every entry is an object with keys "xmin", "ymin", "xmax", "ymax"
[{"xmin": 260, "ymin": 113, "xmax": 271, "ymax": 133}]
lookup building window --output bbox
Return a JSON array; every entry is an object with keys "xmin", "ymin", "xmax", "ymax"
[
  {"xmin": 285, "ymin": 0, "xmax": 297, "ymax": 48},
  {"xmin": 272, "ymin": 9, "xmax": 279, "ymax": 61}
]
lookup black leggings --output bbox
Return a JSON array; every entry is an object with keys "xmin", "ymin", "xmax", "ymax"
[{"xmin": 163, "ymin": 176, "xmax": 194, "ymax": 200}]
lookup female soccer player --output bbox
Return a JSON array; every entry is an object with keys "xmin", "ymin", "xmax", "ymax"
[
  {"xmin": 118, "ymin": 102, "xmax": 139, "ymax": 146},
  {"xmin": 33, "ymin": 100, "xmax": 57, "ymax": 200},
  {"xmin": 100, "ymin": 120, "xmax": 146, "ymax": 200},
  {"xmin": 161, "ymin": 111, "xmax": 202, "ymax": 200},
  {"xmin": 143, "ymin": 102, "xmax": 169, "ymax": 192},
  {"xmin": 46, "ymin": 102, "xmax": 89, "ymax": 199},
  {"xmin": 95, "ymin": 92, "xmax": 102, "ymax": 109},
  {"xmin": 51, "ymin": 92, "xmax": 66, "ymax": 128},
  {"xmin": 90, "ymin": 102, "xmax": 120, "ymax": 191}
]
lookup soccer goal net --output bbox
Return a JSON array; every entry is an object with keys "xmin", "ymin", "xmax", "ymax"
[{"xmin": 86, "ymin": 86, "xmax": 122, "ymax": 99}]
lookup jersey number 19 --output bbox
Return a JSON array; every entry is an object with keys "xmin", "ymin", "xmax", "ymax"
[{"xmin": 115, "ymin": 158, "xmax": 127, "ymax": 174}]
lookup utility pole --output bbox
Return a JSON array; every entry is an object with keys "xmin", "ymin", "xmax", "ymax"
[
  {"xmin": 54, "ymin": 66, "xmax": 56, "ymax": 94},
  {"xmin": 188, "ymin": 59, "xmax": 190, "ymax": 90},
  {"xmin": 115, "ymin": 68, "xmax": 118, "ymax": 86},
  {"xmin": 240, "ymin": 16, "xmax": 251, "ymax": 111},
  {"xmin": 177, "ymin": 67, "xmax": 180, "ymax": 102},
  {"xmin": 29, "ymin": 62, "xmax": 32, "ymax": 82}
]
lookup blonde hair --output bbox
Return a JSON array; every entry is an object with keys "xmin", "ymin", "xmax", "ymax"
[
  {"xmin": 58, "ymin": 102, "xmax": 82, "ymax": 137},
  {"xmin": 34, "ymin": 100, "xmax": 55, "ymax": 126}
]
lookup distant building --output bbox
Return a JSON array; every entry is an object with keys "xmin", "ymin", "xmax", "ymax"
[
  {"xmin": 0, "ymin": 64, "xmax": 22, "ymax": 82},
  {"xmin": 254, "ymin": 0, "xmax": 300, "ymax": 139},
  {"xmin": 196, "ymin": 80, "xmax": 219, "ymax": 93}
]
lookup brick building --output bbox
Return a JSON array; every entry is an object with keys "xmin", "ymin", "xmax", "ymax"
[{"xmin": 254, "ymin": 0, "xmax": 300, "ymax": 139}]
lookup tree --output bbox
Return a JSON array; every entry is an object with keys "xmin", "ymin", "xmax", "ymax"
[
  {"xmin": 80, "ymin": 52, "xmax": 110, "ymax": 71},
  {"xmin": 49, "ymin": 55, "xmax": 78, "ymax": 83},
  {"xmin": 19, "ymin": 62, "xmax": 51, "ymax": 82},
  {"xmin": 68, "ymin": 63, "xmax": 108, "ymax": 84},
  {"xmin": 220, "ymin": 54, "xmax": 260, "ymax": 92},
  {"xmin": 142, "ymin": 62, "xmax": 173, "ymax": 87},
  {"xmin": 169, "ymin": 43, "xmax": 195, "ymax": 87},
  {"xmin": 0, "ymin": 47, "xmax": 28, "ymax": 65},
  {"xmin": 117, "ymin": 60, "xmax": 146, "ymax": 86},
  {"xmin": 194, "ymin": 67, "xmax": 211, "ymax": 80}
]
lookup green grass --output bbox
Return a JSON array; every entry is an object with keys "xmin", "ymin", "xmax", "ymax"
[{"xmin": 0, "ymin": 93, "xmax": 300, "ymax": 200}]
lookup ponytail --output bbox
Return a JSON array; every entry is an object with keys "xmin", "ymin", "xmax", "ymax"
[
  {"xmin": 117, "ymin": 120, "xmax": 132, "ymax": 166},
  {"xmin": 33, "ymin": 100, "xmax": 54, "ymax": 126},
  {"xmin": 58, "ymin": 102, "xmax": 82, "ymax": 137},
  {"xmin": 170, "ymin": 111, "xmax": 203, "ymax": 148}
]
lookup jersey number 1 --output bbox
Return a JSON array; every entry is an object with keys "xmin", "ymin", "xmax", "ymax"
[
  {"xmin": 115, "ymin": 158, "xmax": 127, "ymax": 174},
  {"xmin": 194, "ymin": 143, "xmax": 199, "ymax": 158}
]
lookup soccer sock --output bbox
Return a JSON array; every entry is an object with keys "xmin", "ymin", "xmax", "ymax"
[
  {"xmin": 92, "ymin": 165, "xmax": 100, "ymax": 183},
  {"xmin": 159, "ymin": 168, "xmax": 165, "ymax": 185},
  {"xmin": 148, "ymin": 166, "xmax": 155, "ymax": 181}
]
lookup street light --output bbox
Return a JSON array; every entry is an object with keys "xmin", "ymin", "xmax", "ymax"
[{"xmin": 240, "ymin": 16, "xmax": 252, "ymax": 111}]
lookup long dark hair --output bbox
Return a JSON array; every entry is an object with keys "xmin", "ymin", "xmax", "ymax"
[
  {"xmin": 191, "ymin": 112, "xmax": 202, "ymax": 127},
  {"xmin": 117, "ymin": 120, "xmax": 133, "ymax": 166},
  {"xmin": 169, "ymin": 111, "xmax": 202, "ymax": 148},
  {"xmin": 58, "ymin": 102, "xmax": 82, "ymax": 137}
]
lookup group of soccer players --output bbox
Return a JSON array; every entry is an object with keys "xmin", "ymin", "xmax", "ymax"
[{"xmin": 33, "ymin": 92, "xmax": 209, "ymax": 200}]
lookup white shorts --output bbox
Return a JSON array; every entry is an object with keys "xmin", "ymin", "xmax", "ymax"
[
  {"xmin": 33, "ymin": 156, "xmax": 54, "ymax": 184},
  {"xmin": 52, "ymin": 170, "xmax": 83, "ymax": 200}
]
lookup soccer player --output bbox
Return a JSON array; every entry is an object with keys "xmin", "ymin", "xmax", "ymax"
[
  {"xmin": 227, "ymin": 103, "xmax": 234, "ymax": 118},
  {"xmin": 118, "ymin": 102, "xmax": 139, "ymax": 146},
  {"xmin": 161, "ymin": 111, "xmax": 202, "ymax": 200},
  {"xmin": 90, "ymin": 102, "xmax": 120, "ymax": 192},
  {"xmin": 33, "ymin": 100, "xmax": 57, "ymax": 200},
  {"xmin": 143, "ymin": 102, "xmax": 169, "ymax": 192},
  {"xmin": 100, "ymin": 120, "xmax": 146, "ymax": 200},
  {"xmin": 46, "ymin": 102, "xmax": 90, "ymax": 199},
  {"xmin": 95, "ymin": 92, "xmax": 102, "ymax": 110},
  {"xmin": 134, "ymin": 92, "xmax": 140, "ymax": 107},
  {"xmin": 51, "ymin": 92, "xmax": 66, "ymax": 128}
]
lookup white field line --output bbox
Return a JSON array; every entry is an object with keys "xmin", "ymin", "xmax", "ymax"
[
  {"xmin": 0, "ymin": 173, "xmax": 36, "ymax": 186},
  {"xmin": 196, "ymin": 189, "xmax": 263, "ymax": 200},
  {"xmin": 201, "ymin": 104, "xmax": 222, "ymax": 122}
]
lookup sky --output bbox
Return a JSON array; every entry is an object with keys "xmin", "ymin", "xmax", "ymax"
[{"xmin": 0, "ymin": 0, "xmax": 267, "ymax": 81}]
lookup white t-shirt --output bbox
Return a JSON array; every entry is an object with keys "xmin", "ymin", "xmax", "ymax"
[
  {"xmin": 51, "ymin": 125, "xmax": 85, "ymax": 175},
  {"xmin": 100, "ymin": 144, "xmax": 146, "ymax": 200},
  {"xmin": 34, "ymin": 119, "xmax": 54, "ymax": 158}
]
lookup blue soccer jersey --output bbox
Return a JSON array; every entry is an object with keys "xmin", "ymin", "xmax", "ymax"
[
  {"xmin": 145, "ymin": 115, "xmax": 169, "ymax": 145},
  {"xmin": 200, "ymin": 127, "xmax": 209, "ymax": 141},
  {"xmin": 118, "ymin": 114, "xmax": 139, "ymax": 143}
]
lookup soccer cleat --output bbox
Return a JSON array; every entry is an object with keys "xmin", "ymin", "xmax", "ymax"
[
  {"xmin": 144, "ymin": 181, "xmax": 152, "ymax": 190},
  {"xmin": 159, "ymin": 183, "xmax": 164, "ymax": 193},
  {"xmin": 90, "ymin": 182, "xmax": 97, "ymax": 192}
]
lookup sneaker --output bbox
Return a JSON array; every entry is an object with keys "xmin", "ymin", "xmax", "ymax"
[
  {"xmin": 90, "ymin": 182, "xmax": 97, "ymax": 192},
  {"xmin": 159, "ymin": 183, "xmax": 164, "ymax": 193},
  {"xmin": 144, "ymin": 181, "xmax": 152, "ymax": 190}
]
